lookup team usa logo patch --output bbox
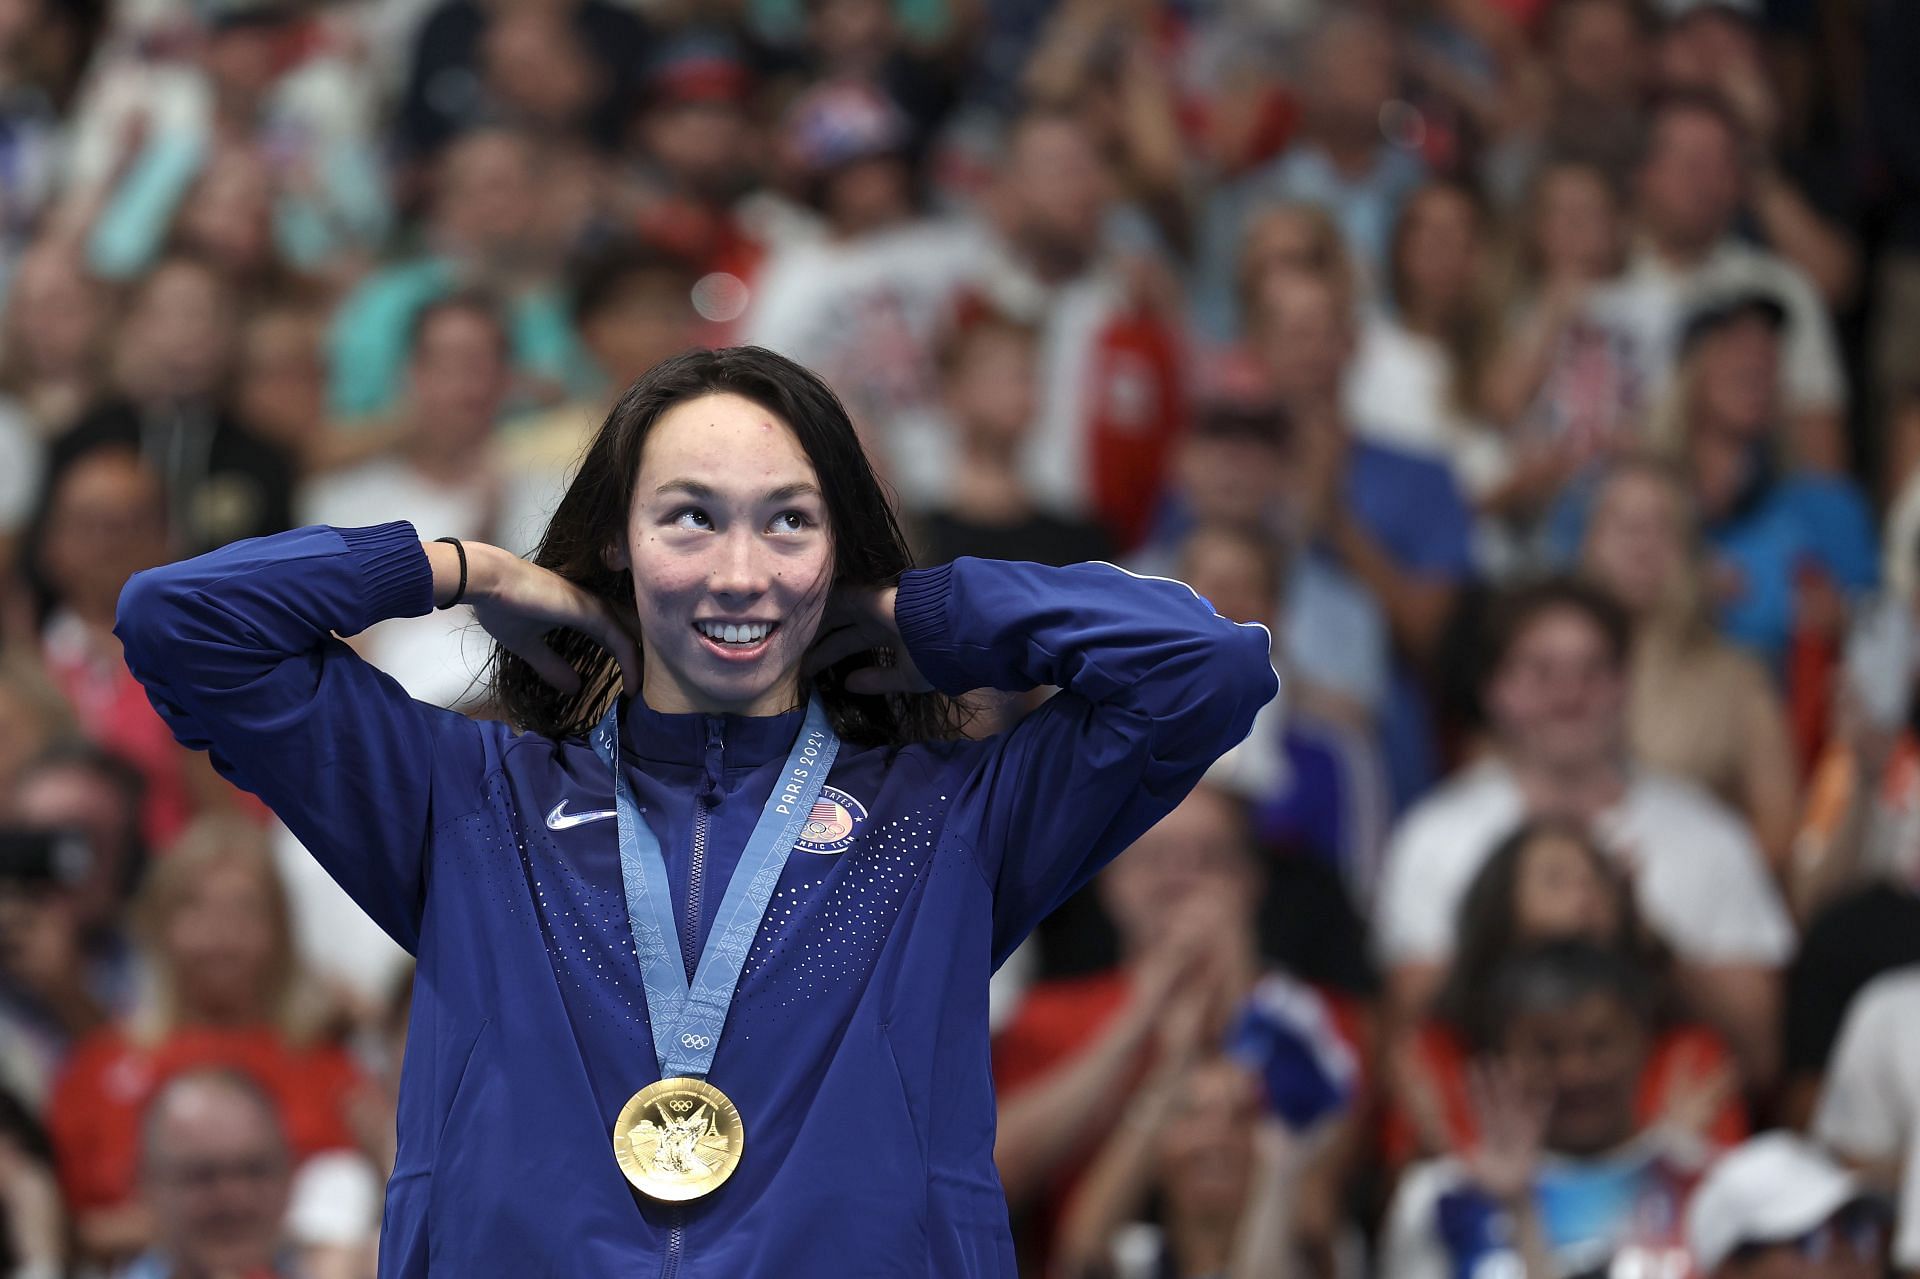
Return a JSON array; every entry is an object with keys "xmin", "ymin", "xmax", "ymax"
[{"xmin": 794, "ymin": 786, "xmax": 866, "ymax": 854}]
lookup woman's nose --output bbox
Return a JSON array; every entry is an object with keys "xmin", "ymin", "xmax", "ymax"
[{"xmin": 708, "ymin": 529, "xmax": 770, "ymax": 597}]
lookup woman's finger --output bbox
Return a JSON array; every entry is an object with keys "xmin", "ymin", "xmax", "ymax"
[
  {"xmin": 802, "ymin": 624, "xmax": 874, "ymax": 679},
  {"xmin": 513, "ymin": 639, "xmax": 583, "ymax": 696}
]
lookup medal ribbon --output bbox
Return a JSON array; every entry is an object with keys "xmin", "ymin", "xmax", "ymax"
[{"xmin": 592, "ymin": 697, "xmax": 839, "ymax": 1080}]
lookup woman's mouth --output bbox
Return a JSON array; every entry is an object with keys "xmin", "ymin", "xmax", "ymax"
[{"xmin": 693, "ymin": 619, "xmax": 779, "ymax": 661}]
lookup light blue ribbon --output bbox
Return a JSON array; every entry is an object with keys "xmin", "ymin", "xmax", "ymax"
[{"xmin": 591, "ymin": 698, "xmax": 839, "ymax": 1079}]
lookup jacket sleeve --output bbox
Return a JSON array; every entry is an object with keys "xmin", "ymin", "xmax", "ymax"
[
  {"xmin": 114, "ymin": 522, "xmax": 495, "ymax": 951},
  {"xmin": 895, "ymin": 558, "xmax": 1278, "ymax": 965}
]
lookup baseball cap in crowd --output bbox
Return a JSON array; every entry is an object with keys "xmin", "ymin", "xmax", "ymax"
[
  {"xmin": 1687, "ymin": 1132, "xmax": 1876, "ymax": 1272},
  {"xmin": 643, "ymin": 30, "xmax": 752, "ymax": 108},
  {"xmin": 782, "ymin": 82, "xmax": 910, "ymax": 176},
  {"xmin": 199, "ymin": 0, "xmax": 302, "ymax": 31},
  {"xmin": 1660, "ymin": 0, "xmax": 1761, "ymax": 21},
  {"xmin": 1677, "ymin": 287, "xmax": 1788, "ymax": 355}
]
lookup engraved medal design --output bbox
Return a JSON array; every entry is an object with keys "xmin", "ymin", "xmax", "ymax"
[{"xmin": 614, "ymin": 1077, "xmax": 744, "ymax": 1201}]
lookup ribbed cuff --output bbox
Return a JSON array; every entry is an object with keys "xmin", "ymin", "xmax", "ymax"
[
  {"xmin": 893, "ymin": 563, "xmax": 970, "ymax": 695},
  {"xmin": 336, "ymin": 521, "xmax": 433, "ymax": 634}
]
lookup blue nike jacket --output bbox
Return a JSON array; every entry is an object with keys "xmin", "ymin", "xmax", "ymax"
[{"xmin": 114, "ymin": 522, "xmax": 1277, "ymax": 1277}]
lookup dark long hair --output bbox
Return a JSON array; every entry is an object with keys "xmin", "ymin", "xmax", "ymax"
[
  {"xmin": 1436, "ymin": 819, "xmax": 1673, "ymax": 1050},
  {"xmin": 490, "ymin": 346, "xmax": 967, "ymax": 748}
]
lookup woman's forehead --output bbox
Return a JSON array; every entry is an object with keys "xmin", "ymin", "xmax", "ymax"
[{"xmin": 637, "ymin": 393, "xmax": 818, "ymax": 491}]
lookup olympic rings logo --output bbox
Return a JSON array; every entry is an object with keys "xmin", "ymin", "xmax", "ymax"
[{"xmin": 679, "ymin": 1033, "xmax": 713, "ymax": 1050}]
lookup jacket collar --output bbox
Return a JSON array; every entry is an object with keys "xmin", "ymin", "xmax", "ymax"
[{"xmin": 619, "ymin": 695, "xmax": 808, "ymax": 769}]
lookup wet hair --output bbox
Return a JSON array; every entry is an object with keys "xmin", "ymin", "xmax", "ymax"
[
  {"xmin": 1479, "ymin": 938, "xmax": 1658, "ymax": 1052},
  {"xmin": 490, "ymin": 346, "xmax": 967, "ymax": 747},
  {"xmin": 1438, "ymin": 820, "xmax": 1668, "ymax": 1046}
]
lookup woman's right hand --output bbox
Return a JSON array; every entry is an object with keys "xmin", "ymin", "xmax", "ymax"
[{"xmin": 427, "ymin": 541, "xmax": 642, "ymax": 697}]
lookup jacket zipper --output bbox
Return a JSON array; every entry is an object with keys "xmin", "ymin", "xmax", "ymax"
[
  {"xmin": 664, "ymin": 722, "xmax": 722, "ymax": 1277},
  {"xmin": 685, "ymin": 718, "xmax": 724, "ymax": 982},
  {"xmin": 661, "ymin": 1211, "xmax": 685, "ymax": 1279}
]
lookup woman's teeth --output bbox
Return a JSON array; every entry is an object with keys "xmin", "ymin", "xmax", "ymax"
[{"xmin": 697, "ymin": 621, "xmax": 775, "ymax": 645}]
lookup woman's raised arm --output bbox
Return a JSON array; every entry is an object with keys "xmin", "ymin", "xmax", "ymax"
[{"xmin": 116, "ymin": 523, "xmax": 499, "ymax": 951}]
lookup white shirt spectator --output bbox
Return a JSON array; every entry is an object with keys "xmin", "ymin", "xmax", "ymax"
[
  {"xmin": 1815, "ymin": 966, "xmax": 1920, "ymax": 1270},
  {"xmin": 746, "ymin": 217, "xmax": 1157, "ymax": 524},
  {"xmin": 1605, "ymin": 239, "xmax": 1846, "ymax": 421},
  {"xmin": 1375, "ymin": 759, "xmax": 1794, "ymax": 968},
  {"xmin": 298, "ymin": 458, "xmax": 497, "ymax": 708},
  {"xmin": 1344, "ymin": 311, "xmax": 1511, "ymax": 502}
]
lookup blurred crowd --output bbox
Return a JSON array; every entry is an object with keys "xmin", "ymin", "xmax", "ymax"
[{"xmin": 0, "ymin": 0, "xmax": 1918, "ymax": 1275}]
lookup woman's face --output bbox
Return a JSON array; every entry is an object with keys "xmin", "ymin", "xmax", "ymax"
[
  {"xmin": 1583, "ymin": 470, "xmax": 1685, "ymax": 617},
  {"xmin": 1159, "ymin": 1059, "xmax": 1260, "ymax": 1224},
  {"xmin": 163, "ymin": 859, "xmax": 277, "ymax": 1022},
  {"xmin": 622, "ymin": 393, "xmax": 833, "ymax": 717},
  {"xmin": 7, "ymin": 246, "xmax": 103, "ymax": 377},
  {"xmin": 1693, "ymin": 317, "xmax": 1781, "ymax": 435},
  {"xmin": 1397, "ymin": 187, "xmax": 1480, "ymax": 316},
  {"xmin": 1513, "ymin": 831, "xmax": 1621, "ymax": 943},
  {"xmin": 1535, "ymin": 166, "xmax": 1620, "ymax": 283}
]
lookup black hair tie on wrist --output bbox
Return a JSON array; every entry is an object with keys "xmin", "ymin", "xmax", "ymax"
[{"xmin": 435, "ymin": 537, "xmax": 468, "ymax": 610}]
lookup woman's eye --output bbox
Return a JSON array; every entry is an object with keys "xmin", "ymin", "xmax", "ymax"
[
  {"xmin": 672, "ymin": 508, "xmax": 712, "ymax": 530},
  {"xmin": 769, "ymin": 510, "xmax": 813, "ymax": 533}
]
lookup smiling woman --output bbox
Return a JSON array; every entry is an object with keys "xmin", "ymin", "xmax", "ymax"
[{"xmin": 112, "ymin": 345, "xmax": 1278, "ymax": 1276}]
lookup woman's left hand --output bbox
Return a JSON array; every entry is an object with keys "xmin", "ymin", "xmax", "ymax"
[{"xmin": 803, "ymin": 586, "xmax": 932, "ymax": 695}]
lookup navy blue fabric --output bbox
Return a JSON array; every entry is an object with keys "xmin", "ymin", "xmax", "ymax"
[{"xmin": 115, "ymin": 524, "xmax": 1276, "ymax": 1278}]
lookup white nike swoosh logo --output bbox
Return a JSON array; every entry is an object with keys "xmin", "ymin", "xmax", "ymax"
[{"xmin": 545, "ymin": 801, "xmax": 618, "ymax": 830}]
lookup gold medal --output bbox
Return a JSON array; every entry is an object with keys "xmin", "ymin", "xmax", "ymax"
[{"xmin": 612, "ymin": 1077, "xmax": 744, "ymax": 1202}]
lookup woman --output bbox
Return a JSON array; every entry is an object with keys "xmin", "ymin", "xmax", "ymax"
[
  {"xmin": 1344, "ymin": 180, "xmax": 1505, "ymax": 500},
  {"xmin": 115, "ymin": 346, "xmax": 1276, "ymax": 1273},
  {"xmin": 1387, "ymin": 821, "xmax": 1745, "ymax": 1165},
  {"xmin": 1580, "ymin": 456, "xmax": 1800, "ymax": 867},
  {"xmin": 48, "ymin": 816, "xmax": 364, "ymax": 1262}
]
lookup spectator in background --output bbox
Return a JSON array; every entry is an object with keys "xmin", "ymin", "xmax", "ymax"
[
  {"xmin": 1381, "ymin": 941, "xmax": 1705, "ymax": 1279},
  {"xmin": 395, "ymin": 0, "xmax": 649, "ymax": 164},
  {"xmin": 327, "ymin": 127, "xmax": 583, "ymax": 421},
  {"xmin": 0, "ymin": 242, "xmax": 112, "ymax": 556},
  {"xmin": 0, "ymin": 0, "xmax": 62, "ymax": 295},
  {"xmin": 911, "ymin": 304, "xmax": 1114, "ymax": 570},
  {"xmin": 1193, "ymin": 11, "xmax": 1426, "ymax": 336},
  {"xmin": 499, "ymin": 242, "xmax": 702, "ymax": 557},
  {"xmin": 750, "ymin": 106, "xmax": 1186, "ymax": 549},
  {"xmin": 1051, "ymin": 1056, "xmax": 1316, "ymax": 1279},
  {"xmin": 1687, "ymin": 1132, "xmax": 1890, "ymax": 1279},
  {"xmin": 1812, "ymin": 965, "xmax": 1920, "ymax": 1274},
  {"xmin": 121, "ymin": 1069, "xmax": 299, "ymax": 1279},
  {"xmin": 1344, "ymin": 179, "xmax": 1510, "ymax": 522},
  {"xmin": 1653, "ymin": 292, "xmax": 1876, "ymax": 668},
  {"xmin": 27, "ymin": 445, "xmax": 237, "ymax": 848},
  {"xmin": 1481, "ymin": 158, "xmax": 1640, "ymax": 554},
  {"xmin": 1580, "ymin": 456, "xmax": 1800, "ymax": 865},
  {"xmin": 0, "ymin": 662, "xmax": 69, "ymax": 809},
  {"xmin": 619, "ymin": 31, "xmax": 764, "ymax": 285},
  {"xmin": 1247, "ymin": 266, "xmax": 1474, "ymax": 804},
  {"xmin": 1614, "ymin": 90, "xmax": 1848, "ymax": 472},
  {"xmin": 992, "ymin": 785, "xmax": 1366, "ymax": 1270},
  {"xmin": 0, "ymin": 1086, "xmax": 64, "ymax": 1279},
  {"xmin": 1482, "ymin": 0, "xmax": 1654, "ymax": 201},
  {"xmin": 773, "ymin": 81, "xmax": 918, "ymax": 245},
  {"xmin": 1656, "ymin": 0, "xmax": 1859, "ymax": 311},
  {"xmin": 235, "ymin": 302, "xmax": 388, "ymax": 478},
  {"xmin": 2, "ymin": 747, "xmax": 149, "ymax": 1105},
  {"xmin": 1228, "ymin": 202, "xmax": 1357, "ymax": 352},
  {"xmin": 83, "ymin": 1, "xmax": 389, "ymax": 289},
  {"xmin": 1390, "ymin": 820, "xmax": 1746, "ymax": 1166},
  {"xmin": 1175, "ymin": 519, "xmax": 1392, "ymax": 902},
  {"xmin": 300, "ymin": 294, "xmax": 510, "ymax": 708},
  {"xmin": 51, "ymin": 255, "xmax": 295, "ymax": 559},
  {"xmin": 49, "ymin": 817, "xmax": 362, "ymax": 1265},
  {"xmin": 1375, "ymin": 577, "xmax": 1792, "ymax": 1087}
]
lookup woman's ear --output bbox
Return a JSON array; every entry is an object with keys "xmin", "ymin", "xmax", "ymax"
[{"xmin": 603, "ymin": 541, "xmax": 630, "ymax": 572}]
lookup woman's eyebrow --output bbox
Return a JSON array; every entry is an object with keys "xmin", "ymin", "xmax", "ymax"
[{"xmin": 654, "ymin": 479, "xmax": 822, "ymax": 502}]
